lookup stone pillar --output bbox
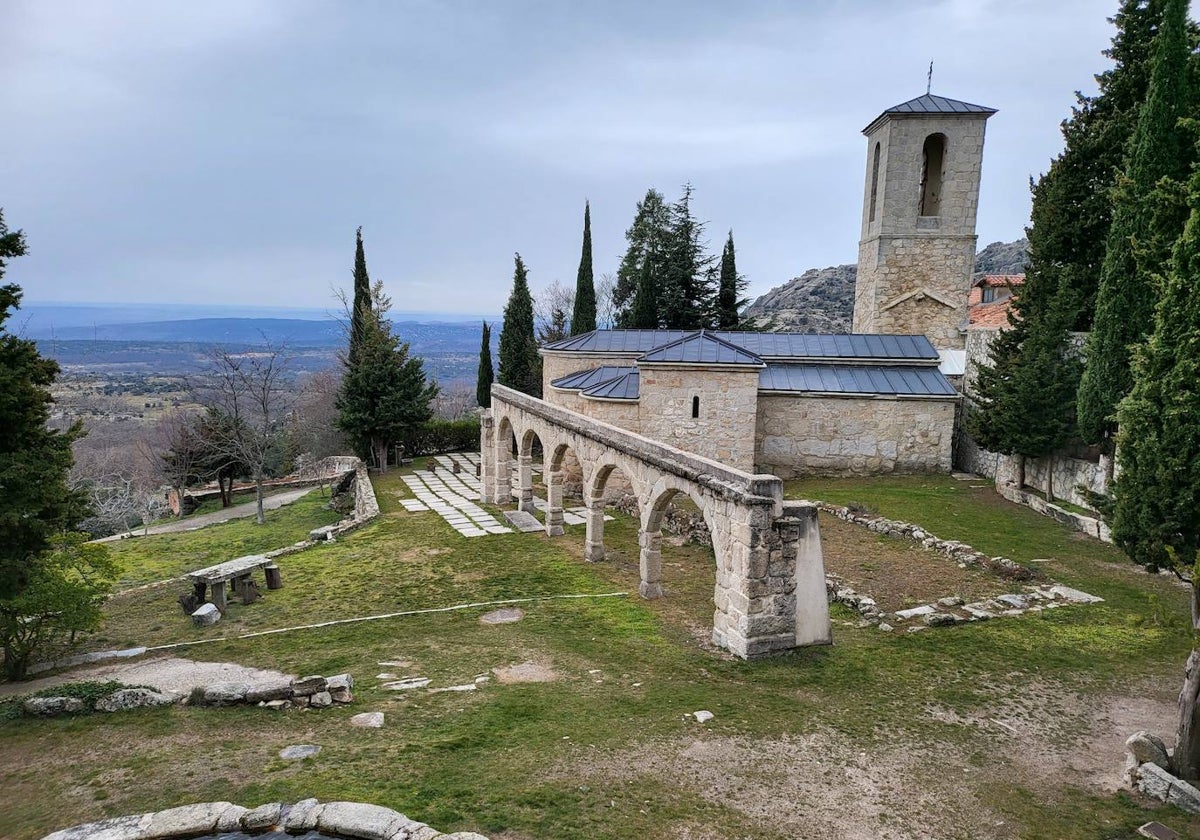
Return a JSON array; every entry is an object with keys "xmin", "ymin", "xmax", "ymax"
[
  {"xmin": 638, "ymin": 528, "xmax": 663, "ymax": 599},
  {"xmin": 584, "ymin": 490, "xmax": 606, "ymax": 562},
  {"xmin": 545, "ymin": 468, "xmax": 565, "ymax": 537},
  {"xmin": 479, "ymin": 410, "xmax": 496, "ymax": 504},
  {"xmin": 783, "ymin": 501, "xmax": 831, "ymax": 648},
  {"xmin": 517, "ymin": 454, "xmax": 535, "ymax": 512}
]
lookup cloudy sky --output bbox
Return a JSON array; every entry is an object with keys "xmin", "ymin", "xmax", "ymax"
[{"xmin": 2, "ymin": 1, "xmax": 1117, "ymax": 317}]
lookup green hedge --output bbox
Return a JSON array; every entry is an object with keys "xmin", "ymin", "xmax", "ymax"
[{"xmin": 402, "ymin": 417, "xmax": 481, "ymax": 457}]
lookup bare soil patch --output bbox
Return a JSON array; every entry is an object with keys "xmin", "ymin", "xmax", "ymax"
[
  {"xmin": 0, "ymin": 656, "xmax": 294, "ymax": 698},
  {"xmin": 492, "ymin": 661, "xmax": 557, "ymax": 683},
  {"xmin": 820, "ymin": 513, "xmax": 1016, "ymax": 612}
]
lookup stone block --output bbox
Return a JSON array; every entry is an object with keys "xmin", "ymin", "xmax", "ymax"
[
  {"xmin": 40, "ymin": 814, "xmax": 153, "ymax": 840},
  {"xmin": 1127, "ymin": 731, "xmax": 1171, "ymax": 770},
  {"xmin": 283, "ymin": 798, "xmax": 324, "ymax": 832},
  {"xmin": 241, "ymin": 802, "xmax": 282, "ymax": 831},
  {"xmin": 216, "ymin": 805, "xmax": 249, "ymax": 833},
  {"xmin": 317, "ymin": 801, "xmax": 413, "ymax": 840},
  {"xmin": 291, "ymin": 675, "xmax": 328, "ymax": 696},
  {"xmin": 1138, "ymin": 762, "xmax": 1200, "ymax": 814},
  {"xmin": 310, "ymin": 691, "xmax": 333, "ymax": 708},
  {"xmin": 144, "ymin": 801, "xmax": 231, "ymax": 837},
  {"xmin": 191, "ymin": 602, "xmax": 220, "ymax": 627},
  {"xmin": 202, "ymin": 682, "xmax": 250, "ymax": 706},
  {"xmin": 95, "ymin": 688, "xmax": 178, "ymax": 712},
  {"xmin": 246, "ymin": 678, "xmax": 294, "ymax": 704},
  {"xmin": 23, "ymin": 696, "xmax": 85, "ymax": 716}
]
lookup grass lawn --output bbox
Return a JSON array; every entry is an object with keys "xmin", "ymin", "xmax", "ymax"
[{"xmin": 1, "ymin": 468, "xmax": 1197, "ymax": 839}]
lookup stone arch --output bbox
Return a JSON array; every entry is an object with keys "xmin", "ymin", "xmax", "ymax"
[
  {"xmin": 919, "ymin": 132, "xmax": 946, "ymax": 216},
  {"xmin": 492, "ymin": 414, "xmax": 518, "ymax": 505},
  {"xmin": 637, "ymin": 475, "xmax": 723, "ymax": 601},
  {"xmin": 582, "ymin": 458, "xmax": 646, "ymax": 564},
  {"xmin": 515, "ymin": 426, "xmax": 550, "ymax": 514}
]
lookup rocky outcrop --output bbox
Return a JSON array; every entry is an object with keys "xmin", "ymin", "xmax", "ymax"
[{"xmin": 742, "ymin": 238, "xmax": 1028, "ymax": 332}]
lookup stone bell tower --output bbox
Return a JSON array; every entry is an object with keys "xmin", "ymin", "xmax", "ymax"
[{"xmin": 852, "ymin": 93, "xmax": 996, "ymax": 350}]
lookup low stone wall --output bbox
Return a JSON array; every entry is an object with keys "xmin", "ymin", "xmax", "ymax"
[
  {"xmin": 42, "ymin": 799, "xmax": 489, "ymax": 840},
  {"xmin": 1125, "ymin": 731, "xmax": 1200, "ymax": 815},
  {"xmin": 189, "ymin": 673, "xmax": 354, "ymax": 710}
]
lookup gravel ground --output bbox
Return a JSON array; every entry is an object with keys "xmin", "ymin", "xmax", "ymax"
[{"xmin": 0, "ymin": 656, "xmax": 295, "ymax": 697}]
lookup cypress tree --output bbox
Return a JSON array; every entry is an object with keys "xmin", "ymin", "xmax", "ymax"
[
  {"xmin": 348, "ymin": 226, "xmax": 372, "ymax": 366},
  {"xmin": 476, "ymin": 321, "xmax": 494, "ymax": 408},
  {"xmin": 971, "ymin": 0, "xmax": 1161, "ymax": 460},
  {"xmin": 629, "ymin": 257, "xmax": 659, "ymax": 330},
  {"xmin": 1112, "ymin": 162, "xmax": 1200, "ymax": 778},
  {"xmin": 715, "ymin": 230, "xmax": 743, "ymax": 329},
  {"xmin": 569, "ymin": 201, "xmax": 597, "ymax": 336},
  {"xmin": 498, "ymin": 253, "xmax": 541, "ymax": 397},
  {"xmin": 1078, "ymin": 0, "xmax": 1195, "ymax": 445},
  {"xmin": 659, "ymin": 184, "xmax": 715, "ymax": 329}
]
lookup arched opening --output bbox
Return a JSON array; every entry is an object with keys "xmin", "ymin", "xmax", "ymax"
[
  {"xmin": 919, "ymin": 133, "xmax": 946, "ymax": 217},
  {"xmin": 640, "ymin": 486, "xmax": 715, "ymax": 623},
  {"xmin": 584, "ymin": 463, "xmax": 638, "ymax": 563},
  {"xmin": 868, "ymin": 142, "xmax": 881, "ymax": 223},
  {"xmin": 494, "ymin": 416, "xmax": 517, "ymax": 505},
  {"xmin": 518, "ymin": 428, "xmax": 547, "ymax": 517}
]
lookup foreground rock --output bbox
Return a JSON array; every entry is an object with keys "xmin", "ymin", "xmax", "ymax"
[{"xmin": 95, "ymin": 688, "xmax": 177, "ymax": 712}]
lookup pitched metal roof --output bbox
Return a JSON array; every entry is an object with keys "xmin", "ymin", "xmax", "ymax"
[
  {"xmin": 550, "ymin": 365, "xmax": 637, "ymax": 391},
  {"xmin": 637, "ymin": 330, "xmax": 764, "ymax": 366},
  {"xmin": 581, "ymin": 369, "xmax": 640, "ymax": 401},
  {"xmin": 864, "ymin": 93, "xmax": 997, "ymax": 133},
  {"xmin": 542, "ymin": 329, "xmax": 940, "ymax": 362},
  {"xmin": 758, "ymin": 364, "xmax": 958, "ymax": 397}
]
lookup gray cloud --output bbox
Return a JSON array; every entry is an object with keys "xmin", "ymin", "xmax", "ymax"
[{"xmin": 2, "ymin": 0, "xmax": 1116, "ymax": 313}]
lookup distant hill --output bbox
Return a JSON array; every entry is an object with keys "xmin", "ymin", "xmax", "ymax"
[{"xmin": 742, "ymin": 238, "xmax": 1029, "ymax": 333}]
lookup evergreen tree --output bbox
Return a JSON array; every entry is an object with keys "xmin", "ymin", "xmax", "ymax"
[
  {"xmin": 569, "ymin": 201, "xmax": 597, "ymax": 336},
  {"xmin": 1078, "ymin": 0, "xmax": 1196, "ymax": 445},
  {"xmin": 971, "ymin": 0, "xmax": 1162, "ymax": 460},
  {"xmin": 614, "ymin": 189, "xmax": 671, "ymax": 323},
  {"xmin": 1112, "ymin": 162, "xmax": 1200, "ymax": 778},
  {"xmin": 659, "ymin": 184, "xmax": 715, "ymax": 329},
  {"xmin": 0, "ymin": 212, "xmax": 88, "ymax": 600},
  {"xmin": 476, "ymin": 321, "xmax": 494, "ymax": 408},
  {"xmin": 498, "ymin": 253, "xmax": 541, "ymax": 397},
  {"xmin": 348, "ymin": 226, "xmax": 372, "ymax": 366},
  {"xmin": 715, "ymin": 230, "xmax": 745, "ymax": 329},
  {"xmin": 337, "ymin": 282, "xmax": 438, "ymax": 469},
  {"xmin": 629, "ymin": 257, "xmax": 659, "ymax": 329}
]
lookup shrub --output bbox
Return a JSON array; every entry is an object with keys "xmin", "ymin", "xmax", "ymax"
[{"xmin": 400, "ymin": 417, "xmax": 481, "ymax": 458}]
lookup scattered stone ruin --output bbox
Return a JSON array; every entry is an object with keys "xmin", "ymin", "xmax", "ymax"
[{"xmin": 482, "ymin": 384, "xmax": 832, "ymax": 659}]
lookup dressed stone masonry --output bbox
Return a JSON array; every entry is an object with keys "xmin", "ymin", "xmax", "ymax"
[
  {"xmin": 483, "ymin": 384, "xmax": 832, "ymax": 659},
  {"xmin": 40, "ymin": 799, "xmax": 490, "ymax": 840}
]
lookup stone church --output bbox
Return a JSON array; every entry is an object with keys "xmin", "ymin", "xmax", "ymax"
[{"xmin": 539, "ymin": 93, "xmax": 997, "ymax": 477}]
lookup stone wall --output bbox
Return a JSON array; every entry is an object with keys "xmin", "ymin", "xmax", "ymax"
[
  {"xmin": 755, "ymin": 394, "xmax": 955, "ymax": 476},
  {"xmin": 638, "ymin": 366, "xmax": 760, "ymax": 473}
]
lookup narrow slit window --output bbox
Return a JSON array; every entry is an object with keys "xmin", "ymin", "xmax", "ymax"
[
  {"xmin": 868, "ymin": 142, "xmax": 881, "ymax": 222},
  {"xmin": 691, "ymin": 396, "xmax": 700, "ymax": 418}
]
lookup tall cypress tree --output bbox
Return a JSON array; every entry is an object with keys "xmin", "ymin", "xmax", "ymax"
[
  {"xmin": 569, "ymin": 201, "xmax": 597, "ymax": 336},
  {"xmin": 629, "ymin": 257, "xmax": 659, "ymax": 329},
  {"xmin": 476, "ymin": 321, "xmax": 494, "ymax": 408},
  {"xmin": 348, "ymin": 226, "xmax": 372, "ymax": 366},
  {"xmin": 1078, "ymin": 0, "xmax": 1195, "ymax": 445},
  {"xmin": 659, "ymin": 184, "xmax": 715, "ymax": 329},
  {"xmin": 715, "ymin": 230, "xmax": 743, "ymax": 329},
  {"xmin": 971, "ymin": 0, "xmax": 1162, "ymax": 462},
  {"xmin": 498, "ymin": 253, "xmax": 541, "ymax": 397},
  {"xmin": 1112, "ymin": 162, "xmax": 1200, "ymax": 778}
]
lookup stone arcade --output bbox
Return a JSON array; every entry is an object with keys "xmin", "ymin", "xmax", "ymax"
[{"xmin": 479, "ymin": 92, "xmax": 996, "ymax": 658}]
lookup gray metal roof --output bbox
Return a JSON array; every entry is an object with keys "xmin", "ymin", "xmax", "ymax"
[
  {"xmin": 759, "ymin": 364, "xmax": 958, "ymax": 397},
  {"xmin": 550, "ymin": 365, "xmax": 637, "ymax": 391},
  {"xmin": 864, "ymin": 93, "xmax": 997, "ymax": 133},
  {"xmin": 582, "ymin": 369, "xmax": 639, "ymax": 400},
  {"xmin": 542, "ymin": 329, "xmax": 940, "ymax": 362},
  {"xmin": 637, "ymin": 330, "xmax": 764, "ymax": 366}
]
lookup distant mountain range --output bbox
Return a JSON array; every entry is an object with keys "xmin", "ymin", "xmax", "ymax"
[{"xmin": 743, "ymin": 238, "xmax": 1029, "ymax": 333}]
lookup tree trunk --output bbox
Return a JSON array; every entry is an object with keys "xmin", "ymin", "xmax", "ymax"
[
  {"xmin": 255, "ymin": 474, "xmax": 265, "ymax": 525},
  {"xmin": 1016, "ymin": 453, "xmax": 1026, "ymax": 491},
  {"xmin": 1177, "ymin": 648, "xmax": 1200, "ymax": 779},
  {"xmin": 1045, "ymin": 454, "xmax": 1055, "ymax": 502},
  {"xmin": 219, "ymin": 475, "xmax": 233, "ymax": 508},
  {"xmin": 374, "ymin": 439, "xmax": 388, "ymax": 473}
]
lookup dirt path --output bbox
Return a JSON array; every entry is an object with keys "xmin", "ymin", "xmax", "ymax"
[
  {"xmin": 0, "ymin": 656, "xmax": 294, "ymax": 698},
  {"xmin": 93, "ymin": 487, "xmax": 315, "ymax": 542}
]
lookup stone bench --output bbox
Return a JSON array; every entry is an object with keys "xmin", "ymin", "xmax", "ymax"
[{"xmin": 187, "ymin": 554, "xmax": 282, "ymax": 612}]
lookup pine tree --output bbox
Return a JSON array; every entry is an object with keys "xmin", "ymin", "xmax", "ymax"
[
  {"xmin": 498, "ymin": 253, "xmax": 541, "ymax": 397},
  {"xmin": 971, "ymin": 0, "xmax": 1162, "ymax": 460},
  {"xmin": 614, "ymin": 189, "xmax": 671, "ymax": 323},
  {"xmin": 0, "ymin": 212, "xmax": 88, "ymax": 600},
  {"xmin": 476, "ymin": 321, "xmax": 494, "ymax": 408},
  {"xmin": 348, "ymin": 226, "xmax": 373, "ymax": 366},
  {"xmin": 1078, "ymin": 0, "xmax": 1195, "ymax": 445},
  {"xmin": 629, "ymin": 258, "xmax": 659, "ymax": 330},
  {"xmin": 337, "ymin": 282, "xmax": 438, "ymax": 469},
  {"xmin": 1113, "ymin": 162, "xmax": 1200, "ymax": 778},
  {"xmin": 659, "ymin": 184, "xmax": 715, "ymax": 329},
  {"xmin": 715, "ymin": 230, "xmax": 745, "ymax": 329},
  {"xmin": 569, "ymin": 201, "xmax": 597, "ymax": 336}
]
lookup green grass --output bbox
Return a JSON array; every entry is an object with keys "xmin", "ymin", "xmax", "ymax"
[{"xmin": 2, "ymin": 470, "xmax": 1198, "ymax": 839}]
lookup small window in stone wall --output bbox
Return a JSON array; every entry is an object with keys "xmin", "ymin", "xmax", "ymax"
[
  {"xmin": 869, "ymin": 142, "xmax": 881, "ymax": 223},
  {"xmin": 692, "ymin": 395, "xmax": 700, "ymax": 418}
]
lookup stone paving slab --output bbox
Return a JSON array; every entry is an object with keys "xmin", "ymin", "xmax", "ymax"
[{"xmin": 503, "ymin": 510, "xmax": 545, "ymax": 533}]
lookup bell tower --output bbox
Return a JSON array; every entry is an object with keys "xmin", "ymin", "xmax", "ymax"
[{"xmin": 852, "ymin": 93, "xmax": 996, "ymax": 350}]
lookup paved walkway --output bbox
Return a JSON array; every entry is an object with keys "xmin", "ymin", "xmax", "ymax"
[{"xmin": 93, "ymin": 487, "xmax": 316, "ymax": 542}]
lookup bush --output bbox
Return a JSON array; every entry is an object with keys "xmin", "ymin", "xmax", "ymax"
[{"xmin": 401, "ymin": 417, "xmax": 481, "ymax": 458}]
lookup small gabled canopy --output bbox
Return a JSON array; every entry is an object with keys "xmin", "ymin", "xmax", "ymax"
[
  {"xmin": 637, "ymin": 329, "xmax": 765, "ymax": 367},
  {"xmin": 582, "ymin": 369, "xmax": 639, "ymax": 401},
  {"xmin": 864, "ymin": 93, "xmax": 997, "ymax": 134},
  {"xmin": 550, "ymin": 365, "xmax": 637, "ymax": 391}
]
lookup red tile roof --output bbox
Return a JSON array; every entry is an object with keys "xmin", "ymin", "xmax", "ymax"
[{"xmin": 968, "ymin": 274, "xmax": 1023, "ymax": 329}]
